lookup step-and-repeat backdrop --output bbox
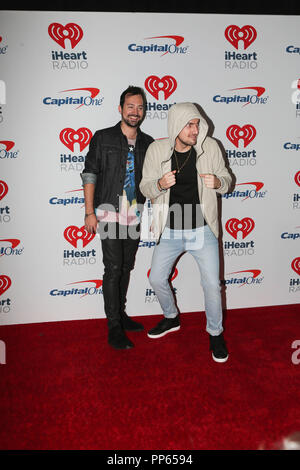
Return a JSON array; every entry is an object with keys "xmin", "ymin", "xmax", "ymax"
[{"xmin": 0, "ymin": 11, "xmax": 299, "ymax": 325}]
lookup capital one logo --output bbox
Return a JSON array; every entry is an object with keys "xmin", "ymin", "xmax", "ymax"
[
  {"xmin": 0, "ymin": 239, "xmax": 20, "ymax": 257},
  {"xmin": 0, "ymin": 180, "xmax": 8, "ymax": 200},
  {"xmin": 225, "ymin": 217, "xmax": 255, "ymax": 239},
  {"xmin": 291, "ymin": 257, "xmax": 300, "ymax": 276},
  {"xmin": 0, "ymin": 141, "xmax": 14, "ymax": 151},
  {"xmin": 60, "ymin": 127, "xmax": 92, "ymax": 152},
  {"xmin": 68, "ymin": 279, "xmax": 103, "ymax": 297},
  {"xmin": 226, "ymin": 124, "xmax": 256, "ymax": 148},
  {"xmin": 225, "ymin": 25, "xmax": 257, "ymax": 50},
  {"xmin": 223, "ymin": 181, "xmax": 265, "ymax": 201},
  {"xmin": 225, "ymin": 269, "xmax": 262, "ymax": 287},
  {"xmin": 50, "ymin": 279, "xmax": 103, "ymax": 298},
  {"xmin": 0, "ymin": 275, "xmax": 11, "ymax": 296},
  {"xmin": 128, "ymin": 35, "xmax": 187, "ymax": 57},
  {"xmin": 64, "ymin": 225, "xmax": 95, "ymax": 248},
  {"xmin": 43, "ymin": 87, "xmax": 101, "ymax": 109},
  {"xmin": 294, "ymin": 171, "xmax": 300, "ymax": 187},
  {"xmin": 145, "ymin": 75, "xmax": 177, "ymax": 100},
  {"xmin": 48, "ymin": 23, "xmax": 83, "ymax": 49},
  {"xmin": 213, "ymin": 86, "xmax": 267, "ymax": 107}
]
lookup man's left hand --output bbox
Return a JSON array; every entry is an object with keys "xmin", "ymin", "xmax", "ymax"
[{"xmin": 199, "ymin": 173, "xmax": 221, "ymax": 189}]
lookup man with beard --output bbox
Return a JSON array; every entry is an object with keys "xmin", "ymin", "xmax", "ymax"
[{"xmin": 81, "ymin": 86, "xmax": 154, "ymax": 350}]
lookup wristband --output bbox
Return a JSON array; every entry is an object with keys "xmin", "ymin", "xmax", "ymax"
[
  {"xmin": 157, "ymin": 179, "xmax": 166, "ymax": 192},
  {"xmin": 85, "ymin": 212, "xmax": 95, "ymax": 217}
]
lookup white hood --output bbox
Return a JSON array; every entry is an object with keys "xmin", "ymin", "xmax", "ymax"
[
  {"xmin": 167, "ymin": 102, "xmax": 209, "ymax": 153},
  {"xmin": 140, "ymin": 102, "xmax": 232, "ymax": 240}
]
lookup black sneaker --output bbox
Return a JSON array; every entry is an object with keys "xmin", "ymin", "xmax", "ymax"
[
  {"xmin": 209, "ymin": 333, "xmax": 229, "ymax": 363},
  {"xmin": 147, "ymin": 316, "xmax": 180, "ymax": 339}
]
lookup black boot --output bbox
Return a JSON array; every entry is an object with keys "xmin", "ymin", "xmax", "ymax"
[
  {"xmin": 108, "ymin": 324, "xmax": 134, "ymax": 350},
  {"xmin": 120, "ymin": 311, "xmax": 144, "ymax": 332}
]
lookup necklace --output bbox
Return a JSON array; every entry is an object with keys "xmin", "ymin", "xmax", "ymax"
[{"xmin": 173, "ymin": 148, "xmax": 192, "ymax": 174}]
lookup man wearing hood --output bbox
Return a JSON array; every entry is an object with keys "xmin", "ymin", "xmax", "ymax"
[{"xmin": 140, "ymin": 102, "xmax": 232, "ymax": 362}]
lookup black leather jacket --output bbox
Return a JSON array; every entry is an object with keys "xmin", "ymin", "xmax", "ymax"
[{"xmin": 81, "ymin": 122, "xmax": 154, "ymax": 211}]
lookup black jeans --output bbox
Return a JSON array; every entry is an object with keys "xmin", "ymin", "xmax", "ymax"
[{"xmin": 100, "ymin": 223, "xmax": 140, "ymax": 329}]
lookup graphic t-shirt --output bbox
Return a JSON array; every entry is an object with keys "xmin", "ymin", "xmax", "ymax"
[{"xmin": 96, "ymin": 138, "xmax": 140, "ymax": 226}]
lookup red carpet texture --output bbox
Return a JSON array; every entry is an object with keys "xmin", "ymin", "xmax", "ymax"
[{"xmin": 0, "ymin": 304, "xmax": 300, "ymax": 450}]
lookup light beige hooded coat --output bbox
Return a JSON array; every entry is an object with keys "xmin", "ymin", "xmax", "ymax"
[{"xmin": 140, "ymin": 102, "xmax": 232, "ymax": 240}]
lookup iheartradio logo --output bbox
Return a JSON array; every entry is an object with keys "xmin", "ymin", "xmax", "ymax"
[
  {"xmin": 60, "ymin": 127, "xmax": 92, "ymax": 152},
  {"xmin": 225, "ymin": 217, "xmax": 255, "ymax": 239},
  {"xmin": 0, "ymin": 180, "xmax": 8, "ymax": 201},
  {"xmin": 294, "ymin": 171, "xmax": 300, "ymax": 187},
  {"xmin": 225, "ymin": 25, "xmax": 257, "ymax": 50},
  {"xmin": 64, "ymin": 225, "xmax": 95, "ymax": 248},
  {"xmin": 145, "ymin": 75, "xmax": 177, "ymax": 100},
  {"xmin": 48, "ymin": 23, "xmax": 83, "ymax": 49},
  {"xmin": 0, "ymin": 275, "xmax": 11, "ymax": 296},
  {"xmin": 291, "ymin": 257, "xmax": 300, "ymax": 276},
  {"xmin": 226, "ymin": 125, "xmax": 256, "ymax": 148}
]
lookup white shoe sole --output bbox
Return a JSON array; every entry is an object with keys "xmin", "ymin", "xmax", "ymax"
[
  {"xmin": 212, "ymin": 352, "xmax": 229, "ymax": 363},
  {"xmin": 147, "ymin": 325, "xmax": 180, "ymax": 339}
]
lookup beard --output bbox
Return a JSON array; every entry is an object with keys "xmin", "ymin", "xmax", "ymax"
[
  {"xmin": 176, "ymin": 135, "xmax": 197, "ymax": 148},
  {"xmin": 121, "ymin": 111, "xmax": 144, "ymax": 128},
  {"xmin": 123, "ymin": 117, "xmax": 141, "ymax": 128}
]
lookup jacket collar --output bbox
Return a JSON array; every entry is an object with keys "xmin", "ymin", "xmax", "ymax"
[{"xmin": 115, "ymin": 121, "xmax": 142, "ymax": 140}]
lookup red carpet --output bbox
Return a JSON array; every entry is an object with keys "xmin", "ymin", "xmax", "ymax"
[{"xmin": 0, "ymin": 304, "xmax": 300, "ymax": 450}]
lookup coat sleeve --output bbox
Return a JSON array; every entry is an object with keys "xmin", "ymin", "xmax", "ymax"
[
  {"xmin": 212, "ymin": 140, "xmax": 232, "ymax": 195},
  {"xmin": 80, "ymin": 131, "xmax": 101, "ymax": 185},
  {"xmin": 139, "ymin": 142, "xmax": 164, "ymax": 200}
]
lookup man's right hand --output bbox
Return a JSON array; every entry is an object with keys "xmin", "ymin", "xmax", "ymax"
[
  {"xmin": 158, "ymin": 170, "xmax": 177, "ymax": 191},
  {"xmin": 85, "ymin": 213, "xmax": 98, "ymax": 234}
]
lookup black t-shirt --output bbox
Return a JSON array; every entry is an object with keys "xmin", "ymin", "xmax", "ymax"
[{"xmin": 166, "ymin": 147, "xmax": 206, "ymax": 230}]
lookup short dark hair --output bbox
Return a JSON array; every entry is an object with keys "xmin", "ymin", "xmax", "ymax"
[{"xmin": 119, "ymin": 86, "xmax": 147, "ymax": 111}]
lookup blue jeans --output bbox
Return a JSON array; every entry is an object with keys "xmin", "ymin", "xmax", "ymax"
[{"xmin": 149, "ymin": 224, "xmax": 223, "ymax": 336}]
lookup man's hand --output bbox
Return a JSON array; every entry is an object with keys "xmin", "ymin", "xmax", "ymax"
[
  {"xmin": 85, "ymin": 213, "xmax": 98, "ymax": 234},
  {"xmin": 199, "ymin": 173, "xmax": 221, "ymax": 189},
  {"xmin": 158, "ymin": 170, "xmax": 177, "ymax": 190}
]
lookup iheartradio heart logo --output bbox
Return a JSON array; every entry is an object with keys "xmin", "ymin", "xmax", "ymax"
[
  {"xmin": 48, "ymin": 23, "xmax": 83, "ymax": 49},
  {"xmin": 59, "ymin": 127, "xmax": 92, "ymax": 152},
  {"xmin": 0, "ymin": 180, "xmax": 8, "ymax": 201},
  {"xmin": 225, "ymin": 25, "xmax": 257, "ymax": 50},
  {"xmin": 225, "ymin": 217, "xmax": 255, "ymax": 239},
  {"xmin": 294, "ymin": 171, "xmax": 300, "ymax": 187},
  {"xmin": 64, "ymin": 225, "xmax": 95, "ymax": 248},
  {"xmin": 145, "ymin": 75, "xmax": 177, "ymax": 100},
  {"xmin": 0, "ymin": 275, "xmax": 11, "ymax": 296},
  {"xmin": 226, "ymin": 124, "xmax": 256, "ymax": 148},
  {"xmin": 291, "ymin": 257, "xmax": 300, "ymax": 276}
]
